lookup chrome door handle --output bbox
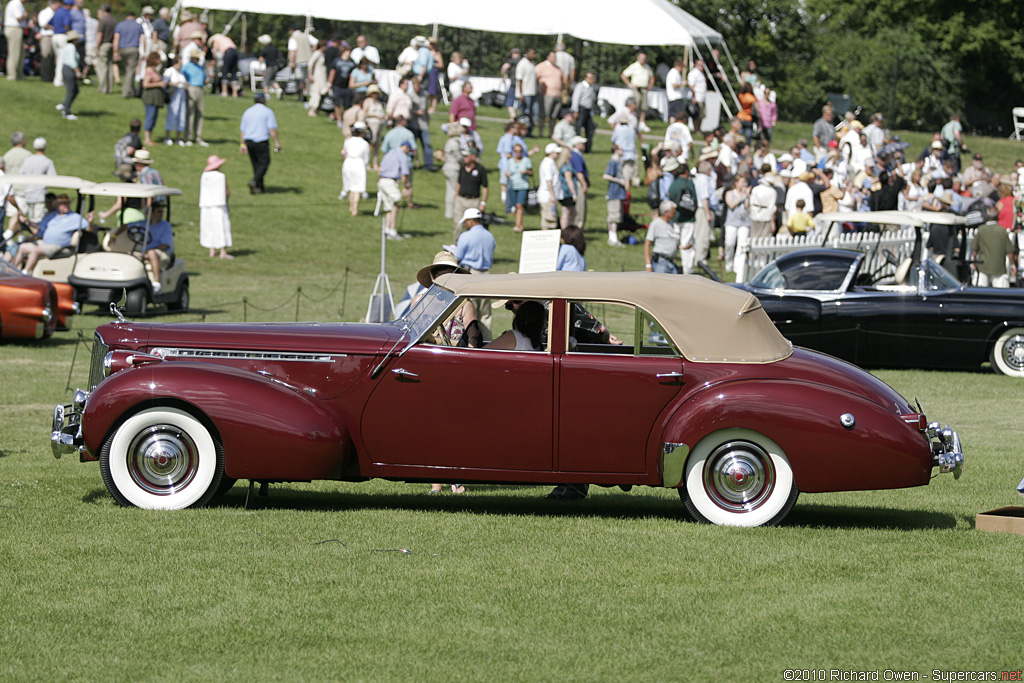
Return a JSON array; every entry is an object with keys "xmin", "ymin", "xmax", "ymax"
[
  {"xmin": 392, "ymin": 368, "xmax": 419, "ymax": 379},
  {"xmin": 655, "ymin": 372, "xmax": 684, "ymax": 379}
]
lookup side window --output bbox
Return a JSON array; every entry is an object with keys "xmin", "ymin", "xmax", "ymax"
[
  {"xmin": 567, "ymin": 301, "xmax": 679, "ymax": 357},
  {"xmin": 426, "ymin": 298, "xmax": 551, "ymax": 352}
]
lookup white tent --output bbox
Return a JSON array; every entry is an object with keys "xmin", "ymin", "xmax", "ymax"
[{"xmin": 180, "ymin": 0, "xmax": 723, "ymax": 46}]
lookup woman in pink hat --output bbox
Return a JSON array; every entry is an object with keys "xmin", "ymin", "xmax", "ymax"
[{"xmin": 199, "ymin": 155, "xmax": 232, "ymax": 259}]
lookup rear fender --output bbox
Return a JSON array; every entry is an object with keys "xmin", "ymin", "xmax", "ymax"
[
  {"xmin": 661, "ymin": 379, "xmax": 932, "ymax": 493},
  {"xmin": 82, "ymin": 362, "xmax": 349, "ymax": 480}
]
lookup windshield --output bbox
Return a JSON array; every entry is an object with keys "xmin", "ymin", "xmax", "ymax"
[
  {"xmin": 400, "ymin": 286, "xmax": 457, "ymax": 342},
  {"xmin": 922, "ymin": 259, "xmax": 961, "ymax": 292}
]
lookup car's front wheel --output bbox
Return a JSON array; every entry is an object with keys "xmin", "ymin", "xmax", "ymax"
[
  {"xmin": 680, "ymin": 428, "xmax": 799, "ymax": 527},
  {"xmin": 990, "ymin": 327, "xmax": 1024, "ymax": 378},
  {"xmin": 100, "ymin": 407, "xmax": 226, "ymax": 510}
]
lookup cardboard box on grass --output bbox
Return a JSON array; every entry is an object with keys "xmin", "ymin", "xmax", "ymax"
[{"xmin": 975, "ymin": 507, "xmax": 1024, "ymax": 535}]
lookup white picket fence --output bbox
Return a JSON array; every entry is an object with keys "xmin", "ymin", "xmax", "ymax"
[{"xmin": 735, "ymin": 227, "xmax": 978, "ymax": 283}]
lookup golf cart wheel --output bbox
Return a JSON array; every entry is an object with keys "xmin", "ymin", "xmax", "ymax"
[
  {"xmin": 168, "ymin": 280, "xmax": 189, "ymax": 311},
  {"xmin": 125, "ymin": 288, "xmax": 148, "ymax": 316}
]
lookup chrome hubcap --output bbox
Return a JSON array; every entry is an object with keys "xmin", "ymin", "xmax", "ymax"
[
  {"xmin": 704, "ymin": 440, "xmax": 775, "ymax": 512},
  {"xmin": 1002, "ymin": 335, "xmax": 1024, "ymax": 373},
  {"xmin": 127, "ymin": 425, "xmax": 199, "ymax": 495}
]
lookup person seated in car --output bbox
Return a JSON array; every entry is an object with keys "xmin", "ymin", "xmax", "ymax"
[
  {"xmin": 413, "ymin": 250, "xmax": 482, "ymax": 348},
  {"xmin": 11, "ymin": 194, "xmax": 90, "ymax": 273},
  {"xmin": 485, "ymin": 300, "xmax": 546, "ymax": 351},
  {"xmin": 113, "ymin": 202, "xmax": 173, "ymax": 293},
  {"xmin": 3, "ymin": 193, "xmax": 58, "ymax": 261}
]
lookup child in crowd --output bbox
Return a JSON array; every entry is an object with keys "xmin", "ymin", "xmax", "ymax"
[{"xmin": 786, "ymin": 199, "xmax": 813, "ymax": 235}]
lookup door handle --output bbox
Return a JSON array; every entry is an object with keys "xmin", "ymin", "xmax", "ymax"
[
  {"xmin": 655, "ymin": 372, "xmax": 684, "ymax": 379},
  {"xmin": 392, "ymin": 368, "xmax": 419, "ymax": 379}
]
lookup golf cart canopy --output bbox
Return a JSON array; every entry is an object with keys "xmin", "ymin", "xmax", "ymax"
[
  {"xmin": 79, "ymin": 183, "xmax": 183, "ymax": 199},
  {"xmin": 4, "ymin": 175, "xmax": 95, "ymax": 190}
]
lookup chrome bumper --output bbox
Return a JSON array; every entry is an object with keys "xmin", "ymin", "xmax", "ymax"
[
  {"xmin": 928, "ymin": 422, "xmax": 964, "ymax": 479},
  {"xmin": 51, "ymin": 389, "xmax": 89, "ymax": 459}
]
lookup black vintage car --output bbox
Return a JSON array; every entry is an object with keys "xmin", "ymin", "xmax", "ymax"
[{"xmin": 734, "ymin": 249, "xmax": 1024, "ymax": 377}]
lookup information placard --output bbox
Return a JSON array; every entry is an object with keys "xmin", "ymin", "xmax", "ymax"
[{"xmin": 518, "ymin": 231, "xmax": 562, "ymax": 273}]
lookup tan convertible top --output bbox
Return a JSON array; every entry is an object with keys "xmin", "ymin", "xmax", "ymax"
[{"xmin": 435, "ymin": 271, "xmax": 793, "ymax": 363}]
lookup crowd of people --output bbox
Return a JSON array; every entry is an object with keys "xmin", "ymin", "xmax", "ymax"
[{"xmin": 3, "ymin": 4, "xmax": 1023, "ymax": 289}]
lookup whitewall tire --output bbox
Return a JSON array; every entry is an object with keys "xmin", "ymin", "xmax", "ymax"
[
  {"xmin": 990, "ymin": 327, "xmax": 1024, "ymax": 378},
  {"xmin": 100, "ymin": 407, "xmax": 224, "ymax": 510},
  {"xmin": 681, "ymin": 428, "xmax": 798, "ymax": 527}
]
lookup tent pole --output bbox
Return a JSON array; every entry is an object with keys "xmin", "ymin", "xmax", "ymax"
[
  {"xmin": 432, "ymin": 22, "xmax": 438, "ymax": 40},
  {"xmin": 704, "ymin": 37, "xmax": 737, "ymax": 111},
  {"xmin": 241, "ymin": 13, "xmax": 247, "ymax": 53},
  {"xmin": 693, "ymin": 43, "xmax": 734, "ymax": 120},
  {"xmin": 305, "ymin": 14, "xmax": 312, "ymax": 34},
  {"xmin": 719, "ymin": 38, "xmax": 744, "ymax": 87}
]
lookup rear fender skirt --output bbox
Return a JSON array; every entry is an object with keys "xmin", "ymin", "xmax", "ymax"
[
  {"xmin": 660, "ymin": 380, "xmax": 932, "ymax": 493},
  {"xmin": 82, "ymin": 362, "xmax": 349, "ymax": 481}
]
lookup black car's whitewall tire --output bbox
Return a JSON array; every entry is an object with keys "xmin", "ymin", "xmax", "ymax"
[
  {"xmin": 681, "ymin": 428, "xmax": 799, "ymax": 527},
  {"xmin": 990, "ymin": 327, "xmax": 1024, "ymax": 378},
  {"xmin": 100, "ymin": 407, "xmax": 224, "ymax": 509}
]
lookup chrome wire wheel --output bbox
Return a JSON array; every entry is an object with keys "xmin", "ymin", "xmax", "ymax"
[
  {"xmin": 703, "ymin": 440, "xmax": 775, "ymax": 513},
  {"xmin": 681, "ymin": 428, "xmax": 799, "ymax": 527},
  {"xmin": 100, "ymin": 407, "xmax": 224, "ymax": 509},
  {"xmin": 991, "ymin": 327, "xmax": 1024, "ymax": 378}
]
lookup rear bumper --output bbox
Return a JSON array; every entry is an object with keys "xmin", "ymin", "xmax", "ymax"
[
  {"xmin": 928, "ymin": 422, "xmax": 964, "ymax": 479},
  {"xmin": 68, "ymin": 276, "xmax": 150, "ymax": 304}
]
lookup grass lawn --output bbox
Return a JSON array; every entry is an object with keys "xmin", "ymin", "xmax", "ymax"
[{"xmin": 2, "ymin": 80, "xmax": 1024, "ymax": 680}]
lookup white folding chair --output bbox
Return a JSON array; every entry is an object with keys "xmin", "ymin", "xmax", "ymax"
[{"xmin": 1012, "ymin": 107, "xmax": 1024, "ymax": 140}]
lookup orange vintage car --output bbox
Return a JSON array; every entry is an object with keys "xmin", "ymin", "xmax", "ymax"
[{"xmin": 0, "ymin": 258, "xmax": 74, "ymax": 339}]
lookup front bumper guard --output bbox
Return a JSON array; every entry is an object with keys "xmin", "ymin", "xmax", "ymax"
[
  {"xmin": 928, "ymin": 422, "xmax": 964, "ymax": 479},
  {"xmin": 51, "ymin": 389, "xmax": 89, "ymax": 459}
]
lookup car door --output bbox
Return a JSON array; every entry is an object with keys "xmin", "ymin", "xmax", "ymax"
[
  {"xmin": 360, "ymin": 340, "xmax": 555, "ymax": 473},
  {"xmin": 556, "ymin": 302, "xmax": 684, "ymax": 475}
]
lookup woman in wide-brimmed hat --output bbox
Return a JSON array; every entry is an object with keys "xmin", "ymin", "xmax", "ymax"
[
  {"xmin": 415, "ymin": 250, "xmax": 477, "ymax": 494},
  {"xmin": 199, "ymin": 156, "xmax": 233, "ymax": 259},
  {"xmin": 361, "ymin": 82, "xmax": 386, "ymax": 169}
]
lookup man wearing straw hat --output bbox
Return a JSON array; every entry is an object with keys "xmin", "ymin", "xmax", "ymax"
[{"xmin": 56, "ymin": 29, "xmax": 82, "ymax": 119}]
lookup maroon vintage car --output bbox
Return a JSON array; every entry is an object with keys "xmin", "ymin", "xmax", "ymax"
[{"xmin": 51, "ymin": 272, "xmax": 964, "ymax": 526}]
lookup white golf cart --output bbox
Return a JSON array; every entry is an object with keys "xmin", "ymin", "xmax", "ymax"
[
  {"xmin": 68, "ymin": 183, "xmax": 188, "ymax": 315},
  {"xmin": 2, "ymin": 174, "xmax": 97, "ymax": 283}
]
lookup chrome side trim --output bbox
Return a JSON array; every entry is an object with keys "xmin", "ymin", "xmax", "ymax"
[{"xmin": 150, "ymin": 347, "xmax": 344, "ymax": 363}]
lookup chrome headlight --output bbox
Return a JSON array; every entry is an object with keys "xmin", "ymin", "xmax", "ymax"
[{"xmin": 41, "ymin": 306, "xmax": 53, "ymax": 324}]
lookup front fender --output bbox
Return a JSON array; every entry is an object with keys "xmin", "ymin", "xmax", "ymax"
[
  {"xmin": 662, "ymin": 379, "xmax": 932, "ymax": 493},
  {"xmin": 82, "ymin": 362, "xmax": 349, "ymax": 480}
]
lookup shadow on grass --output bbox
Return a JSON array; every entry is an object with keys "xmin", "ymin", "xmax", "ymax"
[
  {"xmin": 263, "ymin": 186, "xmax": 303, "ymax": 195},
  {"xmin": 787, "ymin": 503, "xmax": 957, "ymax": 530},
  {"xmin": 74, "ymin": 110, "xmax": 115, "ymax": 118},
  {"xmin": 4, "ymin": 335, "xmax": 83, "ymax": 348}
]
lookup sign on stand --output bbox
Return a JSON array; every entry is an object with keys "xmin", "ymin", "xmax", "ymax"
[{"xmin": 518, "ymin": 231, "xmax": 562, "ymax": 273}]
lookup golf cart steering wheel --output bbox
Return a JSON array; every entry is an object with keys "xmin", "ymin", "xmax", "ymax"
[{"xmin": 125, "ymin": 224, "xmax": 148, "ymax": 251}]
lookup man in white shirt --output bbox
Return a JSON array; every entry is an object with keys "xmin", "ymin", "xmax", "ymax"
[
  {"xmin": 287, "ymin": 26, "xmax": 314, "ymax": 94},
  {"xmin": 664, "ymin": 113, "xmax": 693, "ymax": 162},
  {"xmin": 5, "ymin": 0, "xmax": 28, "ymax": 80},
  {"xmin": 620, "ymin": 51, "xmax": 653, "ymax": 129},
  {"xmin": 515, "ymin": 48, "xmax": 537, "ymax": 135},
  {"xmin": 687, "ymin": 59, "xmax": 707, "ymax": 130},
  {"xmin": 350, "ymin": 34, "xmax": 379, "ymax": 67},
  {"xmin": 664, "ymin": 58, "xmax": 686, "ymax": 120},
  {"xmin": 553, "ymin": 41, "xmax": 575, "ymax": 94}
]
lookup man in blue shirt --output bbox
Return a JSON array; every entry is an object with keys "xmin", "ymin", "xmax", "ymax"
[
  {"xmin": 13, "ymin": 194, "xmax": 88, "ymax": 273},
  {"xmin": 378, "ymin": 141, "xmax": 411, "ymax": 240},
  {"xmin": 181, "ymin": 52, "xmax": 208, "ymax": 146},
  {"xmin": 379, "ymin": 116, "xmax": 417, "ymax": 157},
  {"xmin": 569, "ymin": 136, "xmax": 589, "ymax": 227},
  {"xmin": 51, "ymin": 0, "xmax": 72, "ymax": 87},
  {"xmin": 455, "ymin": 207, "xmax": 496, "ymax": 336},
  {"xmin": 119, "ymin": 203, "xmax": 173, "ymax": 292},
  {"xmin": 112, "ymin": 9, "xmax": 142, "ymax": 98},
  {"xmin": 239, "ymin": 93, "xmax": 281, "ymax": 194}
]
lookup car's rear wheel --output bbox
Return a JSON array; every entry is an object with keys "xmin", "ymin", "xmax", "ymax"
[
  {"xmin": 990, "ymin": 327, "xmax": 1024, "ymax": 378},
  {"xmin": 100, "ymin": 407, "xmax": 226, "ymax": 510},
  {"xmin": 680, "ymin": 428, "xmax": 799, "ymax": 527}
]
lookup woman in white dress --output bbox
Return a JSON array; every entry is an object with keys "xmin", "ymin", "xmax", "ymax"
[
  {"xmin": 199, "ymin": 155, "xmax": 232, "ymax": 259},
  {"xmin": 340, "ymin": 122, "xmax": 370, "ymax": 216},
  {"xmin": 447, "ymin": 51, "xmax": 469, "ymax": 100}
]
